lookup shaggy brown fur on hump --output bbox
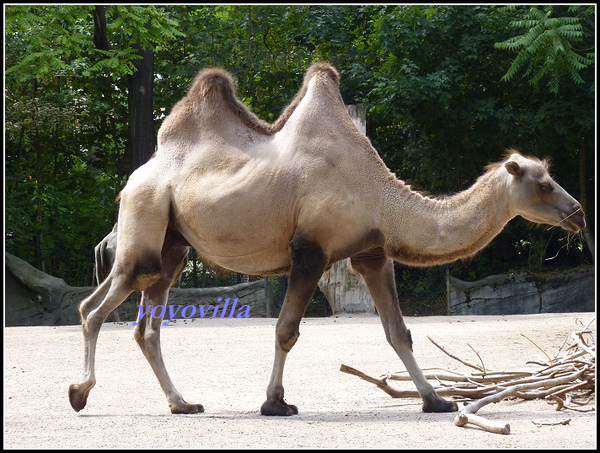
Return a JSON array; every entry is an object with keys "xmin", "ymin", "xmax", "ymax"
[
  {"xmin": 271, "ymin": 62, "xmax": 340, "ymax": 133},
  {"xmin": 187, "ymin": 67, "xmax": 273, "ymax": 134},
  {"xmin": 186, "ymin": 62, "xmax": 340, "ymax": 136}
]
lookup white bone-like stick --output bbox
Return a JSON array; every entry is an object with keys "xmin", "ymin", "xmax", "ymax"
[{"xmin": 454, "ymin": 370, "xmax": 583, "ymax": 435}]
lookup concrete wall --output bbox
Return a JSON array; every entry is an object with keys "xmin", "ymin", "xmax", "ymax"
[
  {"xmin": 449, "ymin": 267, "xmax": 595, "ymax": 315},
  {"xmin": 5, "ymin": 252, "xmax": 269, "ymax": 326},
  {"xmin": 318, "ymin": 258, "xmax": 376, "ymax": 314}
]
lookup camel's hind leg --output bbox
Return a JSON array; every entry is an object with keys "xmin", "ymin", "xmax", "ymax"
[
  {"xmin": 69, "ymin": 183, "xmax": 171, "ymax": 412},
  {"xmin": 261, "ymin": 237, "xmax": 328, "ymax": 416},
  {"xmin": 68, "ymin": 273, "xmax": 134, "ymax": 411},
  {"xmin": 351, "ymin": 250, "xmax": 458, "ymax": 413},
  {"xmin": 133, "ymin": 235, "xmax": 203, "ymax": 414}
]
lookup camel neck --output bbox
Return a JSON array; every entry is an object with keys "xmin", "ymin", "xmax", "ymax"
[{"xmin": 381, "ymin": 168, "xmax": 514, "ymax": 266}]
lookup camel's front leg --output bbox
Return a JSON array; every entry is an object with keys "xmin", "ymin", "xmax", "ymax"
[
  {"xmin": 261, "ymin": 237, "xmax": 328, "ymax": 416},
  {"xmin": 351, "ymin": 251, "xmax": 458, "ymax": 413}
]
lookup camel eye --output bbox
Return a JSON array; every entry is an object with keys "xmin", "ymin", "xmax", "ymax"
[{"xmin": 539, "ymin": 183, "xmax": 553, "ymax": 194}]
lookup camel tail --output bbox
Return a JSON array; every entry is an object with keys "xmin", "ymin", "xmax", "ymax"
[{"xmin": 93, "ymin": 246, "xmax": 102, "ymax": 286}]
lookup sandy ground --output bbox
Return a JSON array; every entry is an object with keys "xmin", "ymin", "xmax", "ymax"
[{"xmin": 4, "ymin": 313, "xmax": 596, "ymax": 449}]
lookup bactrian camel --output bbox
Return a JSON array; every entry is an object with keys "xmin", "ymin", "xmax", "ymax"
[{"xmin": 69, "ymin": 62, "xmax": 585, "ymax": 416}]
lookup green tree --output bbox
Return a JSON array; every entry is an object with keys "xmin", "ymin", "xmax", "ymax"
[
  {"xmin": 495, "ymin": 5, "xmax": 595, "ymax": 94},
  {"xmin": 494, "ymin": 5, "xmax": 595, "ymax": 261},
  {"xmin": 335, "ymin": 5, "xmax": 593, "ymax": 277},
  {"xmin": 5, "ymin": 4, "xmax": 593, "ymax": 290},
  {"xmin": 5, "ymin": 5, "xmax": 182, "ymax": 284}
]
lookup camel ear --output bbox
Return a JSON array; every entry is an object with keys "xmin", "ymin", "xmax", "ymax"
[{"xmin": 505, "ymin": 161, "xmax": 523, "ymax": 178}]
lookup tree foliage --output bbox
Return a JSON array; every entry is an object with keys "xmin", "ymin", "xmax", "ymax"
[
  {"xmin": 5, "ymin": 5, "xmax": 594, "ymax": 288},
  {"xmin": 495, "ymin": 5, "xmax": 594, "ymax": 93}
]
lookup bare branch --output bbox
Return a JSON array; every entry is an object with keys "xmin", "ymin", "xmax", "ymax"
[
  {"xmin": 427, "ymin": 336, "xmax": 485, "ymax": 372},
  {"xmin": 342, "ymin": 320, "xmax": 594, "ymax": 435},
  {"xmin": 520, "ymin": 333, "xmax": 553, "ymax": 364}
]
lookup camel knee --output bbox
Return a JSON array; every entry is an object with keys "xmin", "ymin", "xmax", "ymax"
[
  {"xmin": 276, "ymin": 327, "xmax": 300, "ymax": 352},
  {"xmin": 79, "ymin": 280, "xmax": 111, "ymax": 320},
  {"xmin": 80, "ymin": 297, "xmax": 111, "ymax": 333},
  {"xmin": 82, "ymin": 315, "xmax": 103, "ymax": 336},
  {"xmin": 135, "ymin": 331, "xmax": 159, "ymax": 353},
  {"xmin": 134, "ymin": 321, "xmax": 160, "ymax": 350},
  {"xmin": 79, "ymin": 300, "xmax": 98, "ymax": 323},
  {"xmin": 80, "ymin": 299, "xmax": 110, "ymax": 328},
  {"xmin": 386, "ymin": 325, "xmax": 413, "ymax": 352},
  {"xmin": 133, "ymin": 322, "xmax": 146, "ymax": 346}
]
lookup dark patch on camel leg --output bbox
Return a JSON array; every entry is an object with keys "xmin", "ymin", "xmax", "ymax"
[
  {"xmin": 131, "ymin": 254, "xmax": 162, "ymax": 291},
  {"xmin": 261, "ymin": 237, "xmax": 327, "ymax": 416}
]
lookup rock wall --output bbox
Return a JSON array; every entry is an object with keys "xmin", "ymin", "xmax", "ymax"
[
  {"xmin": 167, "ymin": 281, "xmax": 267, "ymax": 319},
  {"xmin": 318, "ymin": 258, "xmax": 376, "ymax": 314},
  {"xmin": 96, "ymin": 281, "xmax": 268, "ymax": 323},
  {"xmin": 5, "ymin": 252, "xmax": 268, "ymax": 326},
  {"xmin": 449, "ymin": 267, "xmax": 595, "ymax": 315}
]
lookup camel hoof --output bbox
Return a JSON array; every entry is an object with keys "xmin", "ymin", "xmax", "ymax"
[
  {"xmin": 260, "ymin": 399, "xmax": 299, "ymax": 416},
  {"xmin": 68, "ymin": 383, "xmax": 90, "ymax": 412},
  {"xmin": 422, "ymin": 394, "xmax": 458, "ymax": 413},
  {"xmin": 169, "ymin": 402, "xmax": 204, "ymax": 414}
]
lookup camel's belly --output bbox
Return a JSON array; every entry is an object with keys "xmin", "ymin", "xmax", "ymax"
[
  {"xmin": 179, "ymin": 220, "xmax": 294, "ymax": 276},
  {"xmin": 196, "ymin": 248, "xmax": 292, "ymax": 276},
  {"xmin": 171, "ymin": 169, "xmax": 298, "ymax": 276}
]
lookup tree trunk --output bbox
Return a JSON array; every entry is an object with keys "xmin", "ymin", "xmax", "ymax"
[
  {"xmin": 6, "ymin": 252, "xmax": 92, "ymax": 326},
  {"xmin": 126, "ymin": 43, "xmax": 156, "ymax": 171},
  {"xmin": 318, "ymin": 259, "xmax": 375, "ymax": 314},
  {"xmin": 93, "ymin": 6, "xmax": 110, "ymax": 51},
  {"xmin": 34, "ymin": 132, "xmax": 45, "ymax": 273},
  {"xmin": 92, "ymin": 6, "xmax": 127, "ymax": 181},
  {"xmin": 346, "ymin": 104, "xmax": 368, "ymax": 135},
  {"xmin": 578, "ymin": 137, "xmax": 594, "ymax": 262},
  {"xmin": 317, "ymin": 105, "xmax": 375, "ymax": 315}
]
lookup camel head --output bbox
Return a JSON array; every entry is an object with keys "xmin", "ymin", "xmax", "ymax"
[{"xmin": 503, "ymin": 152, "xmax": 585, "ymax": 232}]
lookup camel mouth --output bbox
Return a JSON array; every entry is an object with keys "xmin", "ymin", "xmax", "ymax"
[{"xmin": 560, "ymin": 210, "xmax": 586, "ymax": 232}]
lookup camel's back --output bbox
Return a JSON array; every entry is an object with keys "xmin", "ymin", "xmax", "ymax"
[{"xmin": 154, "ymin": 62, "xmax": 388, "ymax": 202}]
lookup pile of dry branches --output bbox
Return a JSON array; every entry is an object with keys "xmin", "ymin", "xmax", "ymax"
[{"xmin": 340, "ymin": 318, "xmax": 595, "ymax": 434}]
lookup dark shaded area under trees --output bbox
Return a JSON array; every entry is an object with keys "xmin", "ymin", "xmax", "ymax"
[{"xmin": 5, "ymin": 6, "xmax": 595, "ymax": 313}]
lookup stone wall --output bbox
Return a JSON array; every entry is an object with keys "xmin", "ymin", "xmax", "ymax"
[
  {"xmin": 318, "ymin": 258, "xmax": 376, "ymax": 314},
  {"xmin": 99, "ymin": 281, "xmax": 268, "ymax": 323},
  {"xmin": 449, "ymin": 267, "xmax": 595, "ymax": 315},
  {"xmin": 5, "ymin": 252, "xmax": 268, "ymax": 326}
]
